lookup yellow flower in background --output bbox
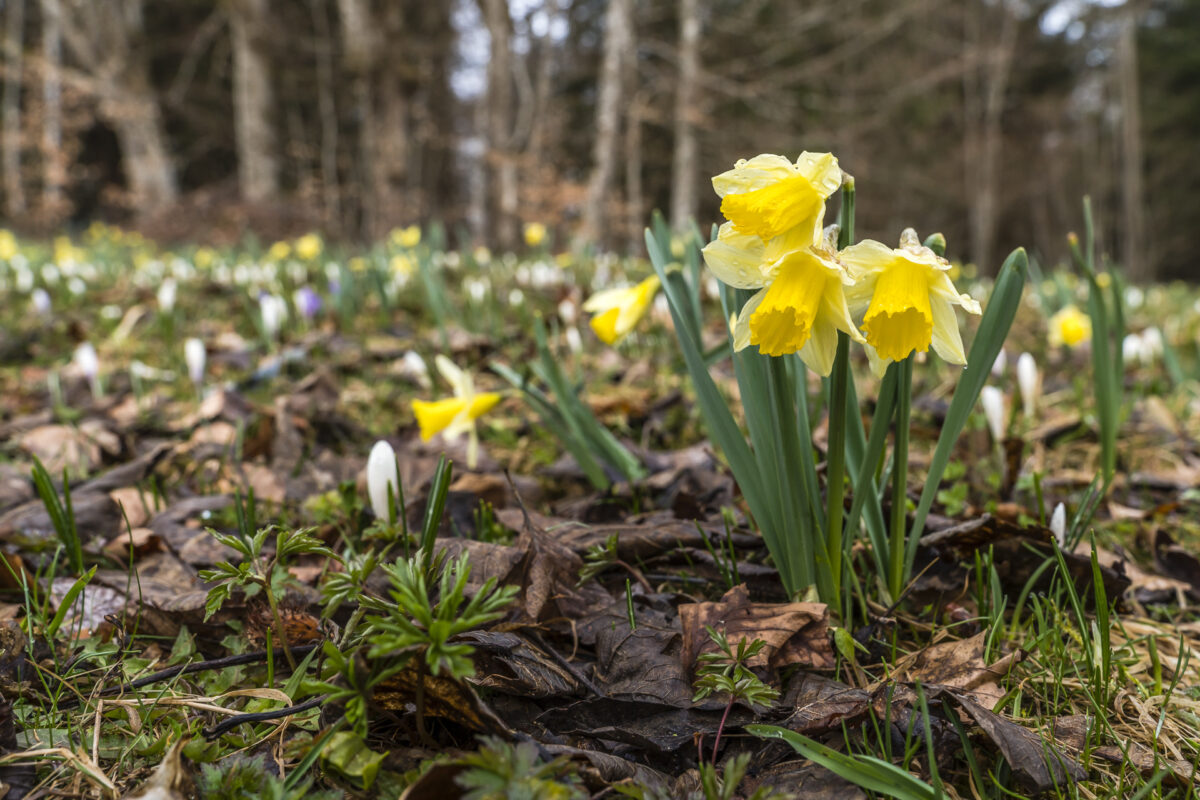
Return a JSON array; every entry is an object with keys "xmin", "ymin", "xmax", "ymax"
[
  {"xmin": 390, "ymin": 254, "xmax": 415, "ymax": 277},
  {"xmin": 348, "ymin": 256, "xmax": 367, "ymax": 273},
  {"xmin": 392, "ymin": 225, "xmax": 421, "ymax": 249},
  {"xmin": 840, "ymin": 228, "xmax": 981, "ymax": 375},
  {"xmin": 411, "ymin": 355, "xmax": 501, "ymax": 469},
  {"xmin": 1095, "ymin": 272, "xmax": 1112, "ymax": 289},
  {"xmin": 54, "ymin": 236, "xmax": 83, "ymax": 264},
  {"xmin": 294, "ymin": 233, "xmax": 322, "ymax": 261},
  {"xmin": 1048, "ymin": 304, "xmax": 1092, "ymax": 348},
  {"xmin": 714, "ymin": 152, "xmax": 842, "ymax": 251},
  {"xmin": 473, "ymin": 246, "xmax": 491, "ymax": 265},
  {"xmin": 0, "ymin": 229, "xmax": 16, "ymax": 260},
  {"xmin": 524, "ymin": 222, "xmax": 547, "ymax": 248},
  {"xmin": 194, "ymin": 247, "xmax": 216, "ymax": 269},
  {"xmin": 582, "ymin": 275, "xmax": 661, "ymax": 345},
  {"xmin": 267, "ymin": 241, "xmax": 291, "ymax": 261},
  {"xmin": 555, "ymin": 252, "xmax": 574, "ymax": 269}
]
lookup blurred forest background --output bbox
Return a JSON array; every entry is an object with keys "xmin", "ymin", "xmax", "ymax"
[{"xmin": 0, "ymin": 0, "xmax": 1196, "ymax": 279}]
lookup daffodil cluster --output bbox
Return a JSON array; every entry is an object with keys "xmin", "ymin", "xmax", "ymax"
[{"xmin": 701, "ymin": 152, "xmax": 980, "ymax": 375}]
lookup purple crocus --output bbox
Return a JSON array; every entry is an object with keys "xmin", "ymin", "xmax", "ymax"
[{"xmin": 294, "ymin": 286, "xmax": 323, "ymax": 320}]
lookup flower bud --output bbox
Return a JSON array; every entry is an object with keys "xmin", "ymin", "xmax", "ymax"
[
  {"xmin": 31, "ymin": 288, "xmax": 51, "ymax": 316},
  {"xmin": 980, "ymin": 386, "xmax": 1006, "ymax": 443},
  {"xmin": 1049, "ymin": 502, "xmax": 1067, "ymax": 548},
  {"xmin": 1122, "ymin": 333, "xmax": 1145, "ymax": 365},
  {"xmin": 184, "ymin": 338, "xmax": 206, "ymax": 386},
  {"xmin": 991, "ymin": 348, "xmax": 1007, "ymax": 378},
  {"xmin": 1016, "ymin": 352, "xmax": 1038, "ymax": 418},
  {"xmin": 366, "ymin": 440, "xmax": 401, "ymax": 523},
  {"xmin": 157, "ymin": 278, "xmax": 177, "ymax": 314}
]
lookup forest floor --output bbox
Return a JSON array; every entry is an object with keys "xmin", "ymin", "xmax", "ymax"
[{"xmin": 0, "ymin": 224, "xmax": 1198, "ymax": 799}]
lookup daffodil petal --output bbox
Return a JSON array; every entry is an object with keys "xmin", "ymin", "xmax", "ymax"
[
  {"xmin": 702, "ymin": 222, "xmax": 771, "ymax": 288},
  {"xmin": 794, "ymin": 151, "xmax": 843, "ymax": 198},
  {"xmin": 412, "ymin": 397, "xmax": 468, "ymax": 441},
  {"xmin": 732, "ymin": 289, "xmax": 767, "ymax": 352},
  {"xmin": 862, "ymin": 342, "xmax": 890, "ymax": 378},
  {"xmin": 435, "ymin": 355, "xmax": 473, "ymax": 397},
  {"xmin": 929, "ymin": 295, "xmax": 967, "ymax": 366},
  {"xmin": 711, "ymin": 154, "xmax": 796, "ymax": 197},
  {"xmin": 748, "ymin": 251, "xmax": 829, "ymax": 356},
  {"xmin": 798, "ymin": 311, "xmax": 839, "ymax": 376},
  {"xmin": 589, "ymin": 307, "xmax": 621, "ymax": 344},
  {"xmin": 467, "ymin": 392, "xmax": 502, "ymax": 420}
]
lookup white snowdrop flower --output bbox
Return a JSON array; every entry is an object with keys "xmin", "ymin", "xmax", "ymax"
[
  {"xmin": 1139, "ymin": 327, "xmax": 1163, "ymax": 364},
  {"xmin": 399, "ymin": 350, "xmax": 431, "ymax": 389},
  {"xmin": 30, "ymin": 288, "xmax": 51, "ymax": 316},
  {"xmin": 980, "ymin": 386, "xmax": 1007, "ymax": 443},
  {"xmin": 557, "ymin": 298, "xmax": 578, "ymax": 326},
  {"xmin": 157, "ymin": 278, "xmax": 177, "ymax": 313},
  {"xmin": 991, "ymin": 349, "xmax": 1007, "ymax": 378},
  {"xmin": 466, "ymin": 278, "xmax": 487, "ymax": 303},
  {"xmin": 1016, "ymin": 352, "xmax": 1039, "ymax": 418},
  {"xmin": 1049, "ymin": 502, "xmax": 1067, "ymax": 548},
  {"xmin": 259, "ymin": 293, "xmax": 287, "ymax": 339},
  {"xmin": 41, "ymin": 263, "xmax": 60, "ymax": 285},
  {"xmin": 1124, "ymin": 286, "xmax": 1144, "ymax": 309},
  {"xmin": 1122, "ymin": 333, "xmax": 1145, "ymax": 366},
  {"xmin": 508, "ymin": 288, "xmax": 525, "ymax": 307},
  {"xmin": 565, "ymin": 326, "xmax": 583, "ymax": 354},
  {"xmin": 74, "ymin": 342, "xmax": 101, "ymax": 396},
  {"xmin": 366, "ymin": 440, "xmax": 401, "ymax": 523},
  {"xmin": 14, "ymin": 264, "xmax": 32, "ymax": 293},
  {"xmin": 100, "ymin": 304, "xmax": 123, "ymax": 320},
  {"xmin": 66, "ymin": 277, "xmax": 86, "ymax": 296},
  {"xmin": 703, "ymin": 275, "xmax": 721, "ymax": 300},
  {"xmin": 233, "ymin": 264, "xmax": 251, "ymax": 285},
  {"xmin": 184, "ymin": 338, "xmax": 206, "ymax": 386}
]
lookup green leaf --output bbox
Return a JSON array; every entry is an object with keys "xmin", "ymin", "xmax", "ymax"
[
  {"xmin": 747, "ymin": 725, "xmax": 939, "ymax": 799},
  {"xmin": 45, "ymin": 565, "xmax": 97, "ymax": 639}
]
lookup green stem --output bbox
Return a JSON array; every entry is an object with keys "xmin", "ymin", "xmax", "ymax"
[
  {"xmin": 824, "ymin": 333, "xmax": 851, "ymax": 605},
  {"xmin": 888, "ymin": 356, "xmax": 913, "ymax": 600}
]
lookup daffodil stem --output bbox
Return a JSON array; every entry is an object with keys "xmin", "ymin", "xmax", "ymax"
[
  {"xmin": 889, "ymin": 355, "xmax": 913, "ymax": 600},
  {"xmin": 825, "ymin": 333, "xmax": 851, "ymax": 605}
]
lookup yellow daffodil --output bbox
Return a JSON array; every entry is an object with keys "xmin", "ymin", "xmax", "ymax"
[
  {"xmin": 1048, "ymin": 304, "xmax": 1091, "ymax": 348},
  {"xmin": 702, "ymin": 222, "xmax": 863, "ymax": 374},
  {"xmin": 390, "ymin": 254, "xmax": 415, "ymax": 277},
  {"xmin": 194, "ymin": 247, "xmax": 216, "ymax": 269},
  {"xmin": 524, "ymin": 222, "xmax": 547, "ymax": 248},
  {"xmin": 714, "ymin": 152, "xmax": 843, "ymax": 251},
  {"xmin": 348, "ymin": 256, "xmax": 367, "ymax": 273},
  {"xmin": 411, "ymin": 355, "xmax": 501, "ymax": 469},
  {"xmin": 582, "ymin": 275, "xmax": 661, "ymax": 345},
  {"xmin": 0, "ymin": 229, "xmax": 16, "ymax": 260},
  {"xmin": 392, "ymin": 225, "xmax": 421, "ymax": 249},
  {"xmin": 267, "ymin": 241, "xmax": 291, "ymax": 261},
  {"xmin": 294, "ymin": 233, "xmax": 322, "ymax": 261},
  {"xmin": 473, "ymin": 246, "xmax": 491, "ymax": 265},
  {"xmin": 554, "ymin": 252, "xmax": 574, "ymax": 269},
  {"xmin": 839, "ymin": 229, "xmax": 981, "ymax": 376}
]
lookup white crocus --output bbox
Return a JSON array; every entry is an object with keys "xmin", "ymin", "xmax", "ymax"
[
  {"xmin": 157, "ymin": 278, "xmax": 177, "ymax": 313},
  {"xmin": 399, "ymin": 350, "xmax": 431, "ymax": 390},
  {"xmin": 366, "ymin": 440, "xmax": 401, "ymax": 523},
  {"xmin": 1122, "ymin": 334, "xmax": 1145, "ymax": 366},
  {"xmin": 259, "ymin": 293, "xmax": 287, "ymax": 339},
  {"xmin": 1049, "ymin": 502, "xmax": 1067, "ymax": 548},
  {"xmin": 31, "ymin": 288, "xmax": 51, "ymax": 317},
  {"xmin": 991, "ymin": 348, "xmax": 1007, "ymax": 378},
  {"xmin": 980, "ymin": 386, "xmax": 1007, "ymax": 443},
  {"xmin": 1016, "ymin": 352, "xmax": 1039, "ymax": 418},
  {"xmin": 184, "ymin": 338, "xmax": 206, "ymax": 386},
  {"xmin": 74, "ymin": 342, "xmax": 101, "ymax": 397}
]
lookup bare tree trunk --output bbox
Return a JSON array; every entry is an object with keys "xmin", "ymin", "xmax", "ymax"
[
  {"xmin": 625, "ymin": 93, "xmax": 643, "ymax": 253},
  {"xmin": 229, "ymin": 0, "xmax": 279, "ymax": 203},
  {"xmin": 42, "ymin": 5, "xmax": 64, "ymax": 213},
  {"xmin": 40, "ymin": 0, "xmax": 177, "ymax": 213},
  {"xmin": 964, "ymin": 0, "xmax": 1016, "ymax": 273},
  {"xmin": 581, "ymin": 0, "xmax": 632, "ymax": 245},
  {"xmin": 1117, "ymin": 7, "xmax": 1147, "ymax": 281},
  {"xmin": 337, "ymin": 0, "xmax": 407, "ymax": 237},
  {"xmin": 3, "ymin": 0, "xmax": 25, "ymax": 217},
  {"xmin": 310, "ymin": 0, "xmax": 339, "ymax": 224},
  {"xmin": 480, "ymin": 0, "xmax": 517, "ymax": 248},
  {"xmin": 670, "ymin": 0, "xmax": 699, "ymax": 232}
]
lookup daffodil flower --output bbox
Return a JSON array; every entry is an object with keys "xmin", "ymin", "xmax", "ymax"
[
  {"xmin": 713, "ymin": 152, "xmax": 843, "ymax": 251},
  {"xmin": 411, "ymin": 356, "xmax": 501, "ymax": 469},
  {"xmin": 703, "ymin": 224, "xmax": 863, "ymax": 375},
  {"xmin": 840, "ymin": 229, "xmax": 981, "ymax": 376},
  {"xmin": 582, "ymin": 275, "xmax": 661, "ymax": 345},
  {"xmin": 1048, "ymin": 304, "xmax": 1091, "ymax": 348}
]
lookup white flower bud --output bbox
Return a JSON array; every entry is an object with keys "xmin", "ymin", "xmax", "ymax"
[
  {"xmin": 1122, "ymin": 333, "xmax": 1145, "ymax": 366},
  {"xmin": 1016, "ymin": 352, "xmax": 1039, "ymax": 418},
  {"xmin": 991, "ymin": 349, "xmax": 1007, "ymax": 378},
  {"xmin": 184, "ymin": 338, "xmax": 206, "ymax": 386},
  {"xmin": 980, "ymin": 386, "xmax": 1006, "ymax": 442},
  {"xmin": 30, "ymin": 288, "xmax": 51, "ymax": 316},
  {"xmin": 1049, "ymin": 502, "xmax": 1067, "ymax": 548},
  {"xmin": 157, "ymin": 278, "xmax": 177, "ymax": 313},
  {"xmin": 565, "ymin": 326, "xmax": 583, "ymax": 354},
  {"xmin": 366, "ymin": 440, "xmax": 401, "ymax": 523}
]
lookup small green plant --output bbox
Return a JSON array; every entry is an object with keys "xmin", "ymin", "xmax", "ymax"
[
  {"xmin": 200, "ymin": 494, "xmax": 337, "ymax": 668},
  {"xmin": 198, "ymin": 755, "xmax": 340, "ymax": 800},
  {"xmin": 30, "ymin": 456, "xmax": 84, "ymax": 574},
  {"xmin": 577, "ymin": 534, "xmax": 650, "ymax": 590},
  {"xmin": 455, "ymin": 736, "xmax": 586, "ymax": 799},
  {"xmin": 692, "ymin": 627, "xmax": 779, "ymax": 764}
]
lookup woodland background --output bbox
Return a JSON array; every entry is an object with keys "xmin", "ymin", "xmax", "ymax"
[{"xmin": 0, "ymin": 0, "xmax": 1196, "ymax": 280}]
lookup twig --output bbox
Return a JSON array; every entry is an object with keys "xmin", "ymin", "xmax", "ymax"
[
  {"xmin": 203, "ymin": 695, "xmax": 325, "ymax": 739},
  {"xmin": 55, "ymin": 644, "xmax": 319, "ymax": 710}
]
